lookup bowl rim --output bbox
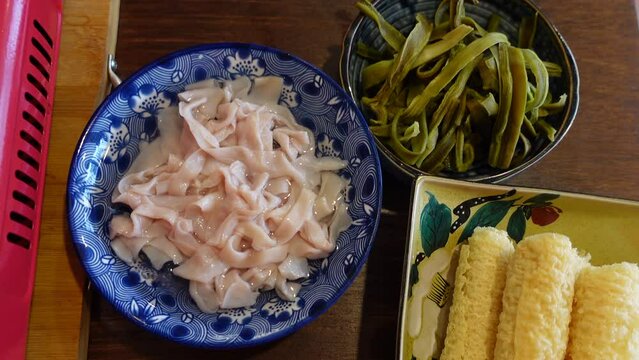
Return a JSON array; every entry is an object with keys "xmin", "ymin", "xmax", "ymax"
[
  {"xmin": 66, "ymin": 42, "xmax": 383, "ymax": 349},
  {"xmin": 339, "ymin": 0, "xmax": 580, "ymax": 184}
]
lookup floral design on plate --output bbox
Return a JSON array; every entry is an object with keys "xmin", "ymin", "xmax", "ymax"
[
  {"xmin": 68, "ymin": 161, "xmax": 103, "ymax": 208},
  {"xmin": 100, "ymin": 254, "xmax": 116, "ymax": 266},
  {"xmin": 327, "ymin": 96, "xmax": 342, "ymax": 106},
  {"xmin": 181, "ymin": 312, "xmax": 194, "ymax": 324},
  {"xmin": 301, "ymin": 258, "xmax": 329, "ymax": 287},
  {"xmin": 451, "ymin": 190, "xmax": 562, "ymax": 243},
  {"xmin": 280, "ymin": 80, "xmax": 300, "ymax": 108},
  {"xmin": 102, "ymin": 122, "xmax": 130, "ymax": 162},
  {"xmin": 126, "ymin": 259, "xmax": 157, "ymax": 286},
  {"xmin": 349, "ymin": 156, "xmax": 361, "ymax": 168},
  {"xmin": 171, "ymin": 69, "xmax": 184, "ymax": 83},
  {"xmin": 261, "ymin": 297, "xmax": 303, "ymax": 323},
  {"xmin": 335, "ymin": 104, "xmax": 355, "ymax": 124},
  {"xmin": 130, "ymin": 298, "xmax": 169, "ymax": 325},
  {"xmin": 128, "ymin": 84, "xmax": 171, "ymax": 118},
  {"xmin": 408, "ymin": 189, "xmax": 564, "ymax": 295},
  {"xmin": 224, "ymin": 51, "xmax": 265, "ymax": 79},
  {"xmin": 217, "ymin": 307, "xmax": 256, "ymax": 325},
  {"xmin": 312, "ymin": 74, "xmax": 323, "ymax": 88},
  {"xmin": 343, "ymin": 252, "xmax": 358, "ymax": 278},
  {"xmin": 316, "ymin": 133, "xmax": 342, "ymax": 158},
  {"xmin": 353, "ymin": 203, "xmax": 376, "ymax": 239},
  {"xmin": 340, "ymin": 172, "xmax": 355, "ymax": 204}
]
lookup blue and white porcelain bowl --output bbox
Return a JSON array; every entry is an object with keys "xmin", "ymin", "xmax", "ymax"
[{"xmin": 67, "ymin": 43, "xmax": 382, "ymax": 348}]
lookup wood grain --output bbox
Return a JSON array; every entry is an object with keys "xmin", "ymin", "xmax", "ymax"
[
  {"xmin": 26, "ymin": 0, "xmax": 119, "ymax": 358},
  {"xmin": 87, "ymin": 0, "xmax": 639, "ymax": 359},
  {"xmin": 511, "ymin": 0, "xmax": 639, "ymax": 200}
]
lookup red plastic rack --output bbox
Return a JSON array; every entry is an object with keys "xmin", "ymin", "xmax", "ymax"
[{"xmin": 0, "ymin": 0, "xmax": 63, "ymax": 358}]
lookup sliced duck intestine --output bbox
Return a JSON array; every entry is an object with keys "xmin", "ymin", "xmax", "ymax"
[{"xmin": 109, "ymin": 76, "xmax": 352, "ymax": 312}]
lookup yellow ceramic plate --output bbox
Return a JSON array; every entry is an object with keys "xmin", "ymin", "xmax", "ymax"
[{"xmin": 399, "ymin": 176, "xmax": 639, "ymax": 360}]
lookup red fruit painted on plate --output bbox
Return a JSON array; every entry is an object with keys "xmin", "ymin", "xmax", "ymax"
[{"xmin": 531, "ymin": 206, "xmax": 561, "ymax": 226}]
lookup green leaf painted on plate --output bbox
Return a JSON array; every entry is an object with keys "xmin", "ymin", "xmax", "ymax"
[
  {"xmin": 449, "ymin": 189, "xmax": 517, "ymax": 233},
  {"xmin": 523, "ymin": 193, "xmax": 559, "ymax": 205},
  {"xmin": 408, "ymin": 253, "xmax": 426, "ymax": 298},
  {"xmin": 420, "ymin": 192, "xmax": 452, "ymax": 257},
  {"xmin": 459, "ymin": 200, "xmax": 515, "ymax": 242},
  {"xmin": 507, "ymin": 207, "xmax": 527, "ymax": 242},
  {"xmin": 523, "ymin": 205, "xmax": 532, "ymax": 219}
]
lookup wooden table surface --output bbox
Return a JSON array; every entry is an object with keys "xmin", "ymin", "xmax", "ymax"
[{"xmin": 76, "ymin": 0, "xmax": 639, "ymax": 358}]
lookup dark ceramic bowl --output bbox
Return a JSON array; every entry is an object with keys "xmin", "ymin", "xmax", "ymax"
[{"xmin": 340, "ymin": 0, "xmax": 579, "ymax": 183}]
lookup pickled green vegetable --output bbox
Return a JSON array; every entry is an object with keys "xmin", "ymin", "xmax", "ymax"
[
  {"xmin": 467, "ymin": 92, "xmax": 498, "ymax": 121},
  {"xmin": 429, "ymin": 55, "xmax": 481, "ymax": 136},
  {"xmin": 511, "ymin": 132, "xmax": 532, "ymax": 166},
  {"xmin": 544, "ymin": 61, "xmax": 563, "ymax": 77},
  {"xmin": 522, "ymin": 115, "xmax": 538, "ymax": 138},
  {"xmin": 488, "ymin": 43, "xmax": 513, "ymax": 167},
  {"xmin": 496, "ymin": 46, "xmax": 528, "ymax": 169},
  {"xmin": 362, "ymin": 59, "xmax": 393, "ymax": 91},
  {"xmin": 450, "ymin": 0, "xmax": 465, "ymax": 28},
  {"xmin": 487, "ymin": 14, "xmax": 501, "ymax": 33},
  {"xmin": 404, "ymin": 32, "xmax": 509, "ymax": 118},
  {"xmin": 362, "ymin": 13, "xmax": 433, "ymax": 124},
  {"xmin": 356, "ymin": 41, "xmax": 388, "ymax": 62},
  {"xmin": 540, "ymin": 93, "xmax": 567, "ymax": 115},
  {"xmin": 355, "ymin": 0, "xmax": 566, "ymax": 175},
  {"xmin": 416, "ymin": 56, "xmax": 446, "ymax": 80},
  {"xmin": 518, "ymin": 12, "xmax": 538, "ymax": 49},
  {"xmin": 522, "ymin": 49, "xmax": 549, "ymax": 112},
  {"xmin": 455, "ymin": 126, "xmax": 475, "ymax": 172},
  {"xmin": 413, "ymin": 25, "xmax": 473, "ymax": 69},
  {"xmin": 478, "ymin": 56, "xmax": 498, "ymax": 90},
  {"xmin": 356, "ymin": 0, "xmax": 405, "ymax": 52},
  {"xmin": 535, "ymin": 119, "xmax": 557, "ymax": 141}
]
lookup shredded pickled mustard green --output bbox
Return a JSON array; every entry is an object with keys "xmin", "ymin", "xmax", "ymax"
[
  {"xmin": 355, "ymin": 0, "xmax": 405, "ymax": 52},
  {"xmin": 355, "ymin": 0, "xmax": 565, "ymax": 174}
]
